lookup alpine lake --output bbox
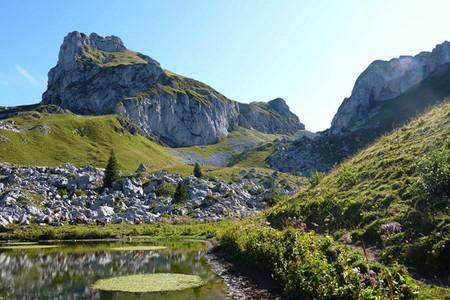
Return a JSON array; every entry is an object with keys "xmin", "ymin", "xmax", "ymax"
[{"xmin": 0, "ymin": 239, "xmax": 228, "ymax": 299}]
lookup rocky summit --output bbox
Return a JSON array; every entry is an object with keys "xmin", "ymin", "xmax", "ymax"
[
  {"xmin": 331, "ymin": 41, "xmax": 450, "ymax": 134},
  {"xmin": 42, "ymin": 31, "xmax": 304, "ymax": 146},
  {"xmin": 0, "ymin": 163, "xmax": 297, "ymax": 227},
  {"xmin": 267, "ymin": 41, "xmax": 450, "ymax": 175}
]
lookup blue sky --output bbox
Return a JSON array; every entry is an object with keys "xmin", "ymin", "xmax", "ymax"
[{"xmin": 1, "ymin": 1, "xmax": 449, "ymax": 131}]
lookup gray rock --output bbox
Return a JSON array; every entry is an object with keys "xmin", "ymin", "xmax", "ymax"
[
  {"xmin": 0, "ymin": 162, "xmax": 297, "ymax": 225},
  {"xmin": 75, "ymin": 174, "xmax": 93, "ymax": 189},
  {"xmin": 96, "ymin": 206, "xmax": 114, "ymax": 218},
  {"xmin": 41, "ymin": 31, "xmax": 304, "ymax": 146},
  {"xmin": 331, "ymin": 41, "xmax": 450, "ymax": 134}
]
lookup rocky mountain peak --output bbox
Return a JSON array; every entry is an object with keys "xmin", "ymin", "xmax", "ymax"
[
  {"xmin": 56, "ymin": 31, "xmax": 129, "ymax": 69},
  {"xmin": 268, "ymin": 98, "xmax": 290, "ymax": 115},
  {"xmin": 42, "ymin": 31, "xmax": 304, "ymax": 146},
  {"xmin": 330, "ymin": 40, "xmax": 450, "ymax": 134},
  {"xmin": 88, "ymin": 32, "xmax": 126, "ymax": 52}
]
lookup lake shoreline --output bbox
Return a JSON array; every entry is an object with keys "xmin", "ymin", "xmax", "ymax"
[{"xmin": 207, "ymin": 245, "xmax": 283, "ymax": 300}]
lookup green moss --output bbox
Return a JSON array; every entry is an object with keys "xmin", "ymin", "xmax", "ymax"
[{"xmin": 91, "ymin": 273, "xmax": 204, "ymax": 293}]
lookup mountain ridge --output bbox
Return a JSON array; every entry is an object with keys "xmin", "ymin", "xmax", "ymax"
[
  {"xmin": 41, "ymin": 31, "xmax": 304, "ymax": 147},
  {"xmin": 331, "ymin": 40, "xmax": 450, "ymax": 134},
  {"xmin": 263, "ymin": 42, "xmax": 450, "ymax": 175}
]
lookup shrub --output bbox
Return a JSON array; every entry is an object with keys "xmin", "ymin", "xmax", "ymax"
[
  {"xmin": 221, "ymin": 224, "xmax": 418, "ymax": 299},
  {"xmin": 57, "ymin": 187, "xmax": 68, "ymax": 197},
  {"xmin": 308, "ymin": 170, "xmax": 325, "ymax": 187},
  {"xmin": 193, "ymin": 163, "xmax": 203, "ymax": 178},
  {"xmin": 418, "ymin": 147, "xmax": 449, "ymax": 200},
  {"xmin": 336, "ymin": 165, "xmax": 358, "ymax": 190},
  {"xmin": 173, "ymin": 182, "xmax": 189, "ymax": 204},
  {"xmin": 265, "ymin": 189, "xmax": 282, "ymax": 206},
  {"xmin": 17, "ymin": 196, "xmax": 29, "ymax": 205},
  {"xmin": 155, "ymin": 182, "xmax": 176, "ymax": 198},
  {"xmin": 103, "ymin": 150, "xmax": 120, "ymax": 188},
  {"xmin": 74, "ymin": 189, "xmax": 86, "ymax": 197}
]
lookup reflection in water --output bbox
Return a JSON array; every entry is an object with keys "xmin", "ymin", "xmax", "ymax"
[{"xmin": 0, "ymin": 242, "xmax": 227, "ymax": 299}]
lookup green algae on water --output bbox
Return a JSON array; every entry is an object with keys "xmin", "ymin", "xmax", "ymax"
[{"xmin": 92, "ymin": 273, "xmax": 204, "ymax": 293}]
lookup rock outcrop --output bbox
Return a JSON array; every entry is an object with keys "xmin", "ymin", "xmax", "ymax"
[
  {"xmin": 238, "ymin": 98, "xmax": 304, "ymax": 134},
  {"xmin": 268, "ymin": 41, "xmax": 450, "ymax": 175},
  {"xmin": 331, "ymin": 41, "xmax": 450, "ymax": 134},
  {"xmin": 0, "ymin": 163, "xmax": 297, "ymax": 227},
  {"xmin": 42, "ymin": 31, "xmax": 304, "ymax": 146}
]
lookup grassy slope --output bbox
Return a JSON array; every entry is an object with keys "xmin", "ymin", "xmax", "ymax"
[
  {"xmin": 0, "ymin": 112, "xmax": 189, "ymax": 174},
  {"xmin": 228, "ymin": 142, "xmax": 276, "ymax": 168},
  {"xmin": 220, "ymin": 102, "xmax": 449, "ymax": 299},
  {"xmin": 0, "ymin": 111, "xmax": 289, "ymax": 180},
  {"xmin": 269, "ymin": 101, "xmax": 449, "ymax": 274},
  {"xmin": 177, "ymin": 128, "xmax": 281, "ymax": 159},
  {"xmin": 80, "ymin": 47, "xmax": 147, "ymax": 67}
]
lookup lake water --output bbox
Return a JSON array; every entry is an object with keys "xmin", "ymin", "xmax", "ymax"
[{"xmin": 0, "ymin": 239, "xmax": 228, "ymax": 299}]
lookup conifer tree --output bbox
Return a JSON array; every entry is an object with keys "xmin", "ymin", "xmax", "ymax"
[
  {"xmin": 103, "ymin": 150, "xmax": 119, "ymax": 188},
  {"xmin": 193, "ymin": 162, "xmax": 203, "ymax": 178},
  {"xmin": 173, "ymin": 182, "xmax": 189, "ymax": 204}
]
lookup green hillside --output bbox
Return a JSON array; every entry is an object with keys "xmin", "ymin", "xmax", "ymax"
[
  {"xmin": 228, "ymin": 142, "xmax": 276, "ymax": 168},
  {"xmin": 0, "ymin": 111, "xmax": 188, "ymax": 173},
  {"xmin": 175, "ymin": 128, "xmax": 282, "ymax": 167},
  {"xmin": 268, "ymin": 100, "xmax": 449, "ymax": 276},
  {"xmin": 0, "ymin": 110, "xmax": 288, "ymax": 178},
  {"xmin": 221, "ymin": 101, "xmax": 450, "ymax": 299}
]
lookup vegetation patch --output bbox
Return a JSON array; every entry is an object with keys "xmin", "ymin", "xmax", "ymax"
[
  {"xmin": 91, "ymin": 273, "xmax": 204, "ymax": 293},
  {"xmin": 0, "ymin": 112, "xmax": 188, "ymax": 174},
  {"xmin": 267, "ymin": 102, "xmax": 450, "ymax": 277},
  {"xmin": 109, "ymin": 246, "xmax": 167, "ymax": 251},
  {"xmin": 0, "ymin": 242, "xmax": 38, "ymax": 246},
  {"xmin": 219, "ymin": 102, "xmax": 450, "ymax": 299},
  {"xmin": 0, "ymin": 244, "xmax": 59, "ymax": 250},
  {"xmin": 79, "ymin": 47, "xmax": 147, "ymax": 67},
  {"xmin": 0, "ymin": 221, "xmax": 234, "ymax": 241},
  {"xmin": 221, "ymin": 223, "xmax": 418, "ymax": 299}
]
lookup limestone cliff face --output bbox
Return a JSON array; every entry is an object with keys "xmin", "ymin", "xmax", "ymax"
[
  {"xmin": 238, "ymin": 98, "xmax": 304, "ymax": 134},
  {"xmin": 269, "ymin": 41, "xmax": 450, "ymax": 175},
  {"xmin": 42, "ymin": 31, "xmax": 304, "ymax": 146},
  {"xmin": 331, "ymin": 41, "xmax": 450, "ymax": 134}
]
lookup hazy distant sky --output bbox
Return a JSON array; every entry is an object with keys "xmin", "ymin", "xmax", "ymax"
[{"xmin": 1, "ymin": 1, "xmax": 450, "ymax": 131}]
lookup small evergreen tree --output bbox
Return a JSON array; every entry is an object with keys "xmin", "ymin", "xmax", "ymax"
[
  {"xmin": 193, "ymin": 163, "xmax": 203, "ymax": 178},
  {"xmin": 173, "ymin": 182, "xmax": 189, "ymax": 204},
  {"xmin": 103, "ymin": 150, "xmax": 120, "ymax": 188}
]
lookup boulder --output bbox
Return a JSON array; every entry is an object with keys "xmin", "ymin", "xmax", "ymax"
[
  {"xmin": 136, "ymin": 163, "xmax": 148, "ymax": 173},
  {"xmin": 96, "ymin": 206, "xmax": 114, "ymax": 218}
]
